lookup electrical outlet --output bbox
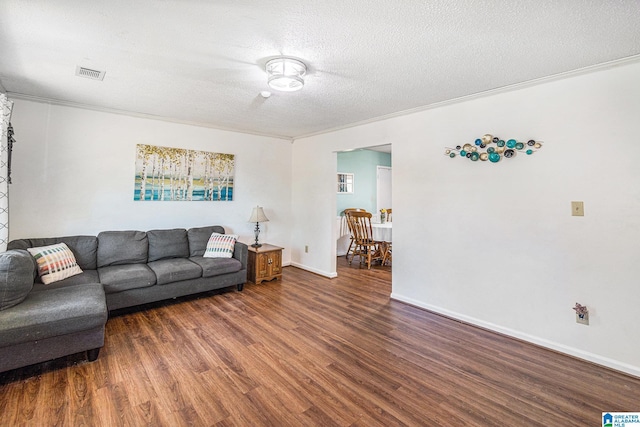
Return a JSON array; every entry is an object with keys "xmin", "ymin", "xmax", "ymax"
[
  {"xmin": 304, "ymin": 245, "xmax": 309, "ymax": 253},
  {"xmin": 571, "ymin": 201, "xmax": 584, "ymax": 216},
  {"xmin": 576, "ymin": 312, "xmax": 589, "ymax": 325}
]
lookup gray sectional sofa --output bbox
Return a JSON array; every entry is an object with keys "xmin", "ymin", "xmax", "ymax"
[{"xmin": 0, "ymin": 225, "xmax": 248, "ymax": 373}]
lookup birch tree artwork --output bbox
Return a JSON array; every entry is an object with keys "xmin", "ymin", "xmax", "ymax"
[{"xmin": 134, "ymin": 144, "xmax": 235, "ymax": 201}]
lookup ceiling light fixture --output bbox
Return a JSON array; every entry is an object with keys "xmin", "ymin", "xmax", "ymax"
[{"xmin": 265, "ymin": 57, "xmax": 306, "ymax": 92}]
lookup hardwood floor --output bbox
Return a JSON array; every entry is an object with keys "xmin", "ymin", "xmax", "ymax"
[{"xmin": 1, "ymin": 257, "xmax": 638, "ymax": 426}]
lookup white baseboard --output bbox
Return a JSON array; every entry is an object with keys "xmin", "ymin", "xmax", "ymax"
[
  {"xmin": 289, "ymin": 262, "xmax": 337, "ymax": 279},
  {"xmin": 391, "ymin": 292, "xmax": 640, "ymax": 379}
]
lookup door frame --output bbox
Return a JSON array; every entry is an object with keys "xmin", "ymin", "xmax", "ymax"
[{"xmin": 376, "ymin": 165, "xmax": 392, "ymax": 214}]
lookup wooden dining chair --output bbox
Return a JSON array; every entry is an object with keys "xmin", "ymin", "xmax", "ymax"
[
  {"xmin": 382, "ymin": 241, "xmax": 392, "ymax": 265},
  {"xmin": 343, "ymin": 208, "xmax": 366, "ymax": 263},
  {"xmin": 347, "ymin": 210, "xmax": 382, "ymax": 269},
  {"xmin": 382, "ymin": 208, "xmax": 392, "ymax": 265}
]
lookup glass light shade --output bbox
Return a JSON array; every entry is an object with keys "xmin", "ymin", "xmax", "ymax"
[
  {"xmin": 266, "ymin": 58, "xmax": 306, "ymax": 92},
  {"xmin": 248, "ymin": 206, "xmax": 269, "ymax": 223}
]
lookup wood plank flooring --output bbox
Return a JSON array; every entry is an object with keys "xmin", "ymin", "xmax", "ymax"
[{"xmin": 1, "ymin": 257, "xmax": 639, "ymax": 426}]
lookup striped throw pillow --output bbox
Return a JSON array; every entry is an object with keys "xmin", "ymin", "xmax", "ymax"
[
  {"xmin": 27, "ymin": 243, "xmax": 83, "ymax": 284},
  {"xmin": 203, "ymin": 233, "xmax": 238, "ymax": 258}
]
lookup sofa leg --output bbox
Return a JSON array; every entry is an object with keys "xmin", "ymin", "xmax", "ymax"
[
  {"xmin": 87, "ymin": 348, "xmax": 101, "ymax": 362},
  {"xmin": 237, "ymin": 283, "xmax": 244, "ymax": 291}
]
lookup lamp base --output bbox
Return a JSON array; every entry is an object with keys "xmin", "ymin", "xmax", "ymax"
[{"xmin": 252, "ymin": 222, "xmax": 262, "ymax": 248}]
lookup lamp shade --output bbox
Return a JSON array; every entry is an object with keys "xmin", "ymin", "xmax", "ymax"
[{"xmin": 248, "ymin": 206, "xmax": 269, "ymax": 223}]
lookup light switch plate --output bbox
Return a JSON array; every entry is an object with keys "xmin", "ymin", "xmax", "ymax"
[{"xmin": 571, "ymin": 201, "xmax": 584, "ymax": 216}]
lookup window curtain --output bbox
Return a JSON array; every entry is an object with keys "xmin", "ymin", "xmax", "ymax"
[{"xmin": 0, "ymin": 93, "xmax": 14, "ymax": 252}]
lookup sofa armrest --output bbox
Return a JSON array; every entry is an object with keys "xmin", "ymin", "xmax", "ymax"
[{"xmin": 233, "ymin": 242, "xmax": 248, "ymax": 270}]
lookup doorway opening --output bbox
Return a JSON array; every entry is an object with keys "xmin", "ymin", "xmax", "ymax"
[{"xmin": 335, "ymin": 144, "xmax": 392, "ymax": 272}]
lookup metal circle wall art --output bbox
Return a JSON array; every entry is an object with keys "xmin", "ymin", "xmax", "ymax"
[{"xmin": 444, "ymin": 134, "xmax": 543, "ymax": 163}]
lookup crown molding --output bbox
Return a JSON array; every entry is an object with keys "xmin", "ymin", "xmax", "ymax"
[
  {"xmin": 7, "ymin": 54, "xmax": 640, "ymax": 143},
  {"xmin": 294, "ymin": 54, "xmax": 640, "ymax": 141},
  {"xmin": 6, "ymin": 92, "xmax": 294, "ymax": 142}
]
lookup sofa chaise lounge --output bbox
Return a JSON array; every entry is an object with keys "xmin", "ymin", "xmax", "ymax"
[{"xmin": 0, "ymin": 225, "xmax": 248, "ymax": 373}]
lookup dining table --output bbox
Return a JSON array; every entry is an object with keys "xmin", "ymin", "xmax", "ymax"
[
  {"xmin": 371, "ymin": 221, "xmax": 392, "ymax": 242},
  {"xmin": 371, "ymin": 221, "xmax": 392, "ymax": 265}
]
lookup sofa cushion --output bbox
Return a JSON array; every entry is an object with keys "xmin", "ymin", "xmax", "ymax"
[
  {"xmin": 27, "ymin": 243, "xmax": 83, "ymax": 285},
  {"xmin": 0, "ymin": 283, "xmax": 107, "ymax": 347},
  {"xmin": 31, "ymin": 270, "xmax": 100, "ymax": 292},
  {"xmin": 187, "ymin": 226, "xmax": 225, "ymax": 257},
  {"xmin": 147, "ymin": 228, "xmax": 189, "ymax": 262},
  {"xmin": 203, "ymin": 233, "xmax": 238, "ymax": 258},
  {"xmin": 0, "ymin": 250, "xmax": 35, "ymax": 311},
  {"xmin": 9, "ymin": 236, "xmax": 98, "ymax": 270},
  {"xmin": 148, "ymin": 258, "xmax": 202, "ymax": 285},
  {"xmin": 97, "ymin": 231, "xmax": 148, "ymax": 267},
  {"xmin": 98, "ymin": 264, "xmax": 156, "ymax": 294},
  {"xmin": 189, "ymin": 256, "xmax": 242, "ymax": 278}
]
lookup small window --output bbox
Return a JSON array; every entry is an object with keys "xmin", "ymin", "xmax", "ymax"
[{"xmin": 337, "ymin": 173, "xmax": 354, "ymax": 194}]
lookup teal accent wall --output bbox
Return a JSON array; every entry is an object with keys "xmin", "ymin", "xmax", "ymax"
[{"xmin": 337, "ymin": 150, "xmax": 391, "ymax": 215}]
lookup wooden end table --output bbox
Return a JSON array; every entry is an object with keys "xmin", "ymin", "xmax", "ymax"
[{"xmin": 247, "ymin": 244, "xmax": 283, "ymax": 284}]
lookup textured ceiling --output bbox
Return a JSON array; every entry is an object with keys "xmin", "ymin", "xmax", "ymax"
[{"xmin": 1, "ymin": 1, "xmax": 639, "ymax": 140}]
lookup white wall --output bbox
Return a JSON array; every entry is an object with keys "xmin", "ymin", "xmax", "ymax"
[
  {"xmin": 9, "ymin": 100, "xmax": 293, "ymax": 264},
  {"xmin": 292, "ymin": 60, "xmax": 640, "ymax": 376}
]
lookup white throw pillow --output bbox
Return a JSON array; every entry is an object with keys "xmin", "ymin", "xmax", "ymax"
[
  {"xmin": 27, "ymin": 242, "xmax": 83, "ymax": 284},
  {"xmin": 203, "ymin": 233, "xmax": 238, "ymax": 258}
]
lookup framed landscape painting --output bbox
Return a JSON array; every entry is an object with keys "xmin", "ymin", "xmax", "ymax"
[{"xmin": 134, "ymin": 144, "xmax": 235, "ymax": 201}]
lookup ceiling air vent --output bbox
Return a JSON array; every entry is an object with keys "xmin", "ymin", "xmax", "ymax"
[{"xmin": 75, "ymin": 66, "xmax": 106, "ymax": 81}]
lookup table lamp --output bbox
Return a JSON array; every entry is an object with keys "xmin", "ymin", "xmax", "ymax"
[{"xmin": 248, "ymin": 206, "xmax": 269, "ymax": 247}]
